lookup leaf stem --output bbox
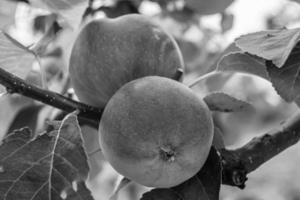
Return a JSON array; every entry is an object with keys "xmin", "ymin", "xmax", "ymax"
[
  {"xmin": 88, "ymin": 148, "xmax": 102, "ymax": 157},
  {"xmin": 188, "ymin": 71, "xmax": 220, "ymax": 88}
]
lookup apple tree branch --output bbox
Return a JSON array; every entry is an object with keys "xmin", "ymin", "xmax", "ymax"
[
  {"xmin": 0, "ymin": 68, "xmax": 300, "ymax": 189},
  {"xmin": 221, "ymin": 111, "xmax": 300, "ymax": 188},
  {"xmin": 0, "ymin": 68, "xmax": 102, "ymax": 127}
]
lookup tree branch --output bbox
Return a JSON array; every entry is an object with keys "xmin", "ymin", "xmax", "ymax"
[
  {"xmin": 1, "ymin": 68, "xmax": 300, "ymax": 190},
  {"xmin": 0, "ymin": 68, "xmax": 103, "ymax": 127},
  {"xmin": 221, "ymin": 111, "xmax": 300, "ymax": 188},
  {"xmin": 0, "ymin": 67, "xmax": 183, "ymax": 128}
]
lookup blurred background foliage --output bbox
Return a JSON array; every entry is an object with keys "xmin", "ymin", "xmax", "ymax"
[{"xmin": 0, "ymin": 0, "xmax": 300, "ymax": 199}]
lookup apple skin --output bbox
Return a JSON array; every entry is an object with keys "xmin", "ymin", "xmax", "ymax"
[
  {"xmin": 69, "ymin": 14, "xmax": 184, "ymax": 108},
  {"xmin": 99, "ymin": 76, "xmax": 213, "ymax": 188}
]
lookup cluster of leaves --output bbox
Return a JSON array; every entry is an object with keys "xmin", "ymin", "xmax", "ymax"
[
  {"xmin": 0, "ymin": 113, "xmax": 94, "ymax": 200},
  {"xmin": 217, "ymin": 28, "xmax": 300, "ymax": 107},
  {"xmin": 0, "ymin": 0, "xmax": 299, "ymax": 200}
]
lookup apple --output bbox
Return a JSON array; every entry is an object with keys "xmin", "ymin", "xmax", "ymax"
[
  {"xmin": 99, "ymin": 76, "xmax": 213, "ymax": 188},
  {"xmin": 69, "ymin": 14, "xmax": 184, "ymax": 108}
]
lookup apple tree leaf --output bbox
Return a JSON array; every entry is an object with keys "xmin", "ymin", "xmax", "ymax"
[
  {"xmin": 217, "ymin": 50, "xmax": 300, "ymax": 105},
  {"xmin": 6, "ymin": 104, "xmax": 44, "ymax": 135},
  {"xmin": 235, "ymin": 28, "xmax": 300, "ymax": 67},
  {"xmin": 29, "ymin": 0, "xmax": 87, "ymax": 28},
  {"xmin": 0, "ymin": 0, "xmax": 17, "ymax": 29},
  {"xmin": 266, "ymin": 42, "xmax": 300, "ymax": 102},
  {"xmin": 59, "ymin": 2, "xmax": 87, "ymax": 28},
  {"xmin": 217, "ymin": 52, "xmax": 269, "ymax": 80},
  {"xmin": 31, "ymin": 14, "xmax": 61, "ymax": 56},
  {"xmin": 0, "ymin": 112, "xmax": 94, "ymax": 200},
  {"xmin": 206, "ymin": 42, "xmax": 240, "ymax": 72},
  {"xmin": 220, "ymin": 12, "xmax": 234, "ymax": 33},
  {"xmin": 0, "ymin": 31, "xmax": 36, "ymax": 93},
  {"xmin": 212, "ymin": 126, "xmax": 225, "ymax": 149},
  {"xmin": 203, "ymin": 92, "xmax": 254, "ymax": 112},
  {"xmin": 97, "ymin": 1, "xmax": 139, "ymax": 19},
  {"xmin": 0, "ymin": 95, "xmax": 34, "ymax": 141},
  {"xmin": 185, "ymin": 0, "xmax": 234, "ymax": 15},
  {"xmin": 140, "ymin": 147, "xmax": 221, "ymax": 200}
]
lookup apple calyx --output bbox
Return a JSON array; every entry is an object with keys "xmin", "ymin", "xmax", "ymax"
[{"xmin": 160, "ymin": 146, "xmax": 176, "ymax": 162}]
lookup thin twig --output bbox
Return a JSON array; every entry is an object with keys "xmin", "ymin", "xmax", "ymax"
[{"xmin": 0, "ymin": 68, "xmax": 103, "ymax": 126}]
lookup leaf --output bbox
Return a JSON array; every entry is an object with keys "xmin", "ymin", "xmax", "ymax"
[
  {"xmin": 207, "ymin": 43, "xmax": 241, "ymax": 72},
  {"xmin": 0, "ymin": 31, "xmax": 36, "ymax": 93},
  {"xmin": 57, "ymin": 2, "xmax": 87, "ymax": 29},
  {"xmin": 6, "ymin": 104, "xmax": 44, "ymax": 135},
  {"xmin": 217, "ymin": 52, "xmax": 269, "ymax": 80},
  {"xmin": 0, "ymin": 112, "xmax": 94, "ymax": 200},
  {"xmin": 0, "ymin": 0, "xmax": 17, "ymax": 29},
  {"xmin": 217, "ymin": 49, "xmax": 300, "ymax": 105},
  {"xmin": 31, "ymin": 14, "xmax": 61, "ymax": 56},
  {"xmin": 0, "ymin": 95, "xmax": 33, "ymax": 141},
  {"xmin": 220, "ymin": 12, "xmax": 234, "ymax": 33},
  {"xmin": 30, "ymin": 0, "xmax": 88, "ymax": 28},
  {"xmin": 141, "ymin": 147, "xmax": 221, "ymax": 200},
  {"xmin": 203, "ymin": 92, "xmax": 254, "ymax": 112},
  {"xmin": 235, "ymin": 28, "xmax": 300, "ymax": 67},
  {"xmin": 266, "ymin": 43, "xmax": 300, "ymax": 102},
  {"xmin": 98, "ymin": 1, "xmax": 139, "ymax": 19},
  {"xmin": 212, "ymin": 126, "xmax": 225, "ymax": 149}
]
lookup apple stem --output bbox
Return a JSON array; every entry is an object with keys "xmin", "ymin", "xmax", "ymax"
[
  {"xmin": 160, "ymin": 146, "xmax": 176, "ymax": 162},
  {"xmin": 173, "ymin": 68, "xmax": 184, "ymax": 82}
]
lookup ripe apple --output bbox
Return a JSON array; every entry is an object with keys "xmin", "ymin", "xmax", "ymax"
[
  {"xmin": 99, "ymin": 76, "xmax": 213, "ymax": 188},
  {"xmin": 69, "ymin": 14, "xmax": 184, "ymax": 108}
]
